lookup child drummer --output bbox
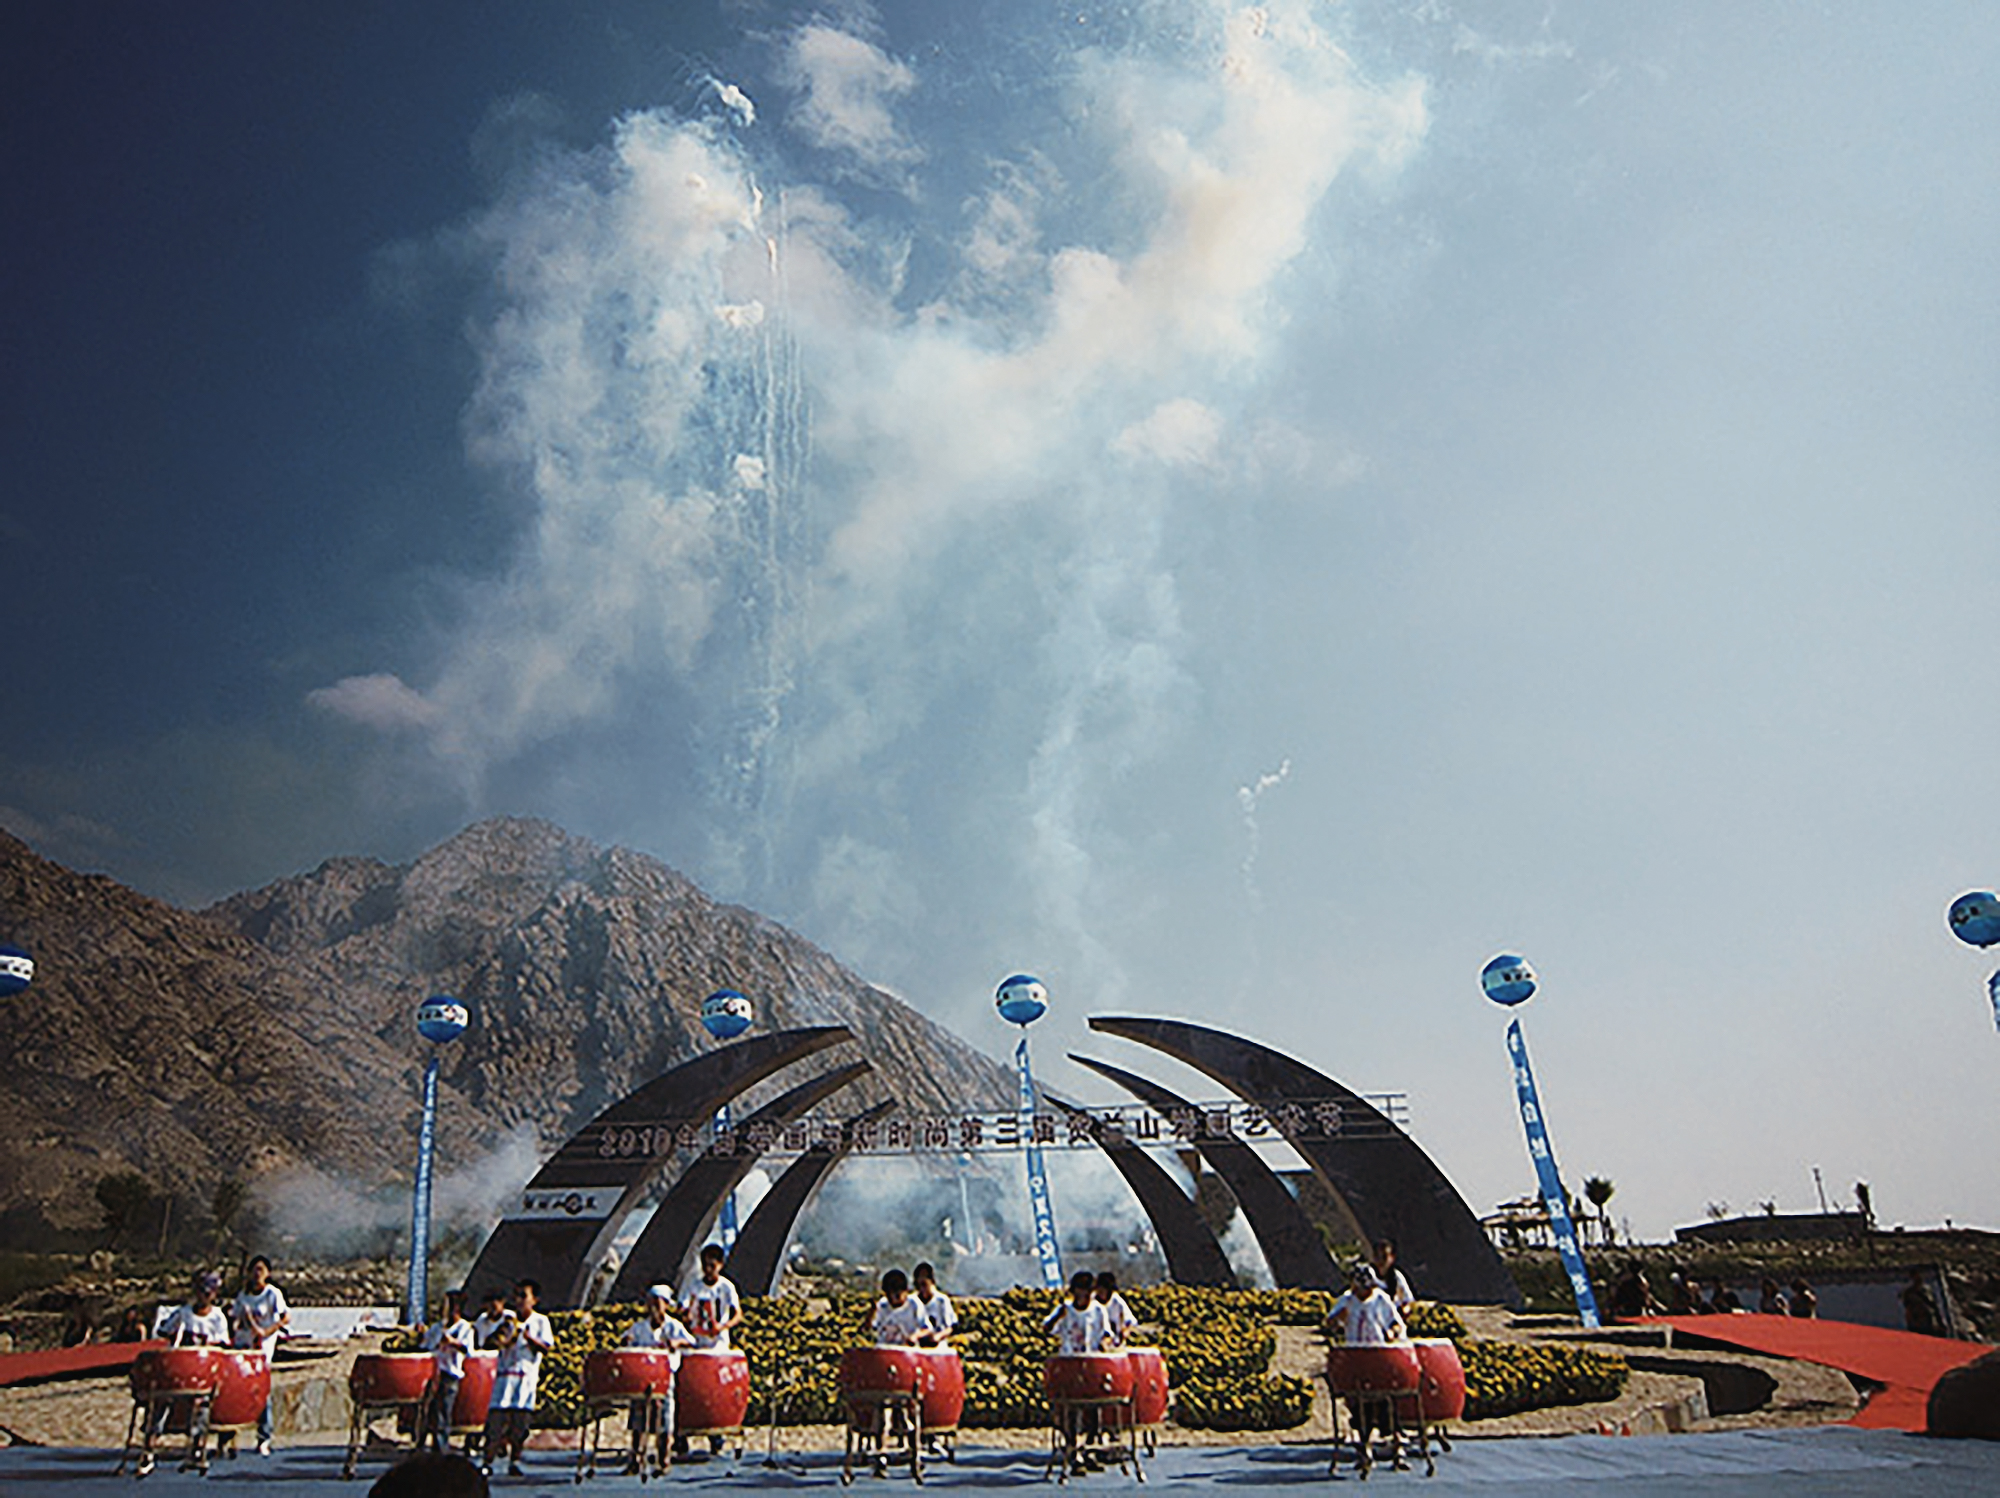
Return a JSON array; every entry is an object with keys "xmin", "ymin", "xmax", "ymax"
[
  {"xmin": 624, "ymin": 1285, "xmax": 695, "ymax": 1473},
  {"xmin": 678, "ymin": 1243, "xmax": 743, "ymax": 1455},
  {"xmin": 911, "ymin": 1262, "xmax": 955, "ymax": 1344},
  {"xmin": 1323, "ymin": 1262, "xmax": 1410, "ymax": 1468},
  {"xmin": 1043, "ymin": 1271, "xmax": 1112, "ymax": 1473},
  {"xmin": 1093, "ymin": 1271, "xmax": 1137, "ymax": 1348},
  {"xmin": 139, "ymin": 1270, "xmax": 232, "ymax": 1475}
]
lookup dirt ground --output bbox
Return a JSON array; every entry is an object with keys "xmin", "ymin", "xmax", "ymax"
[{"xmin": 0, "ymin": 1310, "xmax": 1863, "ymax": 1456}]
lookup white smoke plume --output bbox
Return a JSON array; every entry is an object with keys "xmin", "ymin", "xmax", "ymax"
[{"xmin": 326, "ymin": 1, "xmax": 1429, "ymax": 1037}]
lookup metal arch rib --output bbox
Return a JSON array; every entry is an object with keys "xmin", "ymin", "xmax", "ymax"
[
  {"xmin": 728, "ymin": 1099, "xmax": 901, "ymax": 1298},
  {"xmin": 1047, "ymin": 1095, "xmax": 1236, "ymax": 1288},
  {"xmin": 1071, "ymin": 1054, "xmax": 1338, "ymax": 1289},
  {"xmin": 609, "ymin": 1060, "xmax": 874, "ymax": 1302},
  {"xmin": 463, "ymin": 1025, "xmax": 853, "ymax": 1308},
  {"xmin": 1088, "ymin": 1016, "xmax": 1521, "ymax": 1307}
]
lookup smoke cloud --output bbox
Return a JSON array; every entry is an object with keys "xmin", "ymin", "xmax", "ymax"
[{"xmin": 325, "ymin": 1, "xmax": 1428, "ymax": 1044}]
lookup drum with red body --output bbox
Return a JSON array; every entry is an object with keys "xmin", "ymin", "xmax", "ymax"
[
  {"xmin": 840, "ymin": 1346, "xmax": 921, "ymax": 1400},
  {"xmin": 1325, "ymin": 1344, "xmax": 1421, "ymax": 1398},
  {"xmin": 349, "ymin": 1351, "xmax": 436, "ymax": 1405},
  {"xmin": 1392, "ymin": 1339, "xmax": 1466, "ymax": 1424},
  {"xmin": 1125, "ymin": 1347, "xmax": 1170, "ymax": 1428},
  {"xmin": 207, "ymin": 1350, "xmax": 272, "ymax": 1430},
  {"xmin": 585, "ymin": 1347, "xmax": 678, "ymax": 1402},
  {"xmin": 1044, "ymin": 1352, "xmax": 1135, "ymax": 1405},
  {"xmin": 449, "ymin": 1352, "xmax": 497, "ymax": 1429},
  {"xmin": 915, "ymin": 1347, "xmax": 964, "ymax": 1432},
  {"xmin": 131, "ymin": 1347, "xmax": 225, "ymax": 1400},
  {"xmin": 676, "ymin": 1348, "xmax": 750, "ymax": 1435}
]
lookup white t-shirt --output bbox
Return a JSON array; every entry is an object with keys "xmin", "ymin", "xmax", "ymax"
[
  {"xmin": 681, "ymin": 1275, "xmax": 741, "ymax": 1350},
  {"xmin": 871, "ymin": 1297, "xmax": 932, "ymax": 1346},
  {"xmin": 1376, "ymin": 1267, "xmax": 1414, "ymax": 1313},
  {"xmin": 472, "ymin": 1311, "xmax": 510, "ymax": 1348},
  {"xmin": 914, "ymin": 1290, "xmax": 956, "ymax": 1339},
  {"xmin": 1097, "ymin": 1292, "xmax": 1137, "ymax": 1347},
  {"xmin": 1043, "ymin": 1300, "xmax": 1111, "ymax": 1356},
  {"xmin": 491, "ymin": 1311, "xmax": 555, "ymax": 1410},
  {"xmin": 1328, "ymin": 1289, "xmax": 1406, "ymax": 1347},
  {"xmin": 164, "ymin": 1305, "xmax": 231, "ymax": 1347},
  {"xmin": 423, "ymin": 1317, "xmax": 477, "ymax": 1380},
  {"xmin": 231, "ymin": 1283, "xmax": 289, "ymax": 1355},
  {"xmin": 626, "ymin": 1314, "xmax": 694, "ymax": 1370}
]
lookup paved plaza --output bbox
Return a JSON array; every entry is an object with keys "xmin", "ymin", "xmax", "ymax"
[{"xmin": 2, "ymin": 1430, "xmax": 1998, "ymax": 1497}]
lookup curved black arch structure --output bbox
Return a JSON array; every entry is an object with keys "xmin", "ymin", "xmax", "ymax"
[
  {"xmin": 464, "ymin": 1025, "xmax": 853, "ymax": 1308},
  {"xmin": 1071, "ymin": 1054, "xmax": 1338, "ymax": 1290},
  {"xmin": 1090, "ymin": 1017, "xmax": 1520, "ymax": 1307},
  {"xmin": 609, "ymin": 1060, "xmax": 873, "ymax": 1301},
  {"xmin": 729, "ymin": 1099, "xmax": 900, "ymax": 1297},
  {"xmin": 1048, "ymin": 1096, "xmax": 1236, "ymax": 1289}
]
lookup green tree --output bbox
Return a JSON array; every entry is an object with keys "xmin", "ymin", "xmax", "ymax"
[
  {"xmin": 1583, "ymin": 1176, "xmax": 1616, "ymax": 1246},
  {"xmin": 95, "ymin": 1171, "xmax": 154, "ymax": 1250}
]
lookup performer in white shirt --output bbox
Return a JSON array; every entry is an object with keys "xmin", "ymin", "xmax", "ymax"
[
  {"xmin": 680, "ymin": 1243, "xmax": 743, "ymax": 1351},
  {"xmin": 481, "ymin": 1280, "xmax": 555, "ymax": 1478},
  {"xmin": 1043, "ymin": 1272, "xmax": 1112, "ymax": 1355},
  {"xmin": 141, "ymin": 1271, "xmax": 231, "ymax": 1474},
  {"xmin": 623, "ymin": 1286, "xmax": 694, "ymax": 1472},
  {"xmin": 1093, "ymin": 1272, "xmax": 1138, "ymax": 1348},
  {"xmin": 1325, "ymin": 1263, "xmax": 1408, "ymax": 1347},
  {"xmin": 230, "ymin": 1255, "xmax": 290, "ymax": 1454},
  {"xmin": 869, "ymin": 1269, "xmax": 936, "ymax": 1346},
  {"xmin": 1370, "ymin": 1240, "xmax": 1415, "ymax": 1315},
  {"xmin": 471, "ymin": 1287, "xmax": 510, "ymax": 1348},
  {"xmin": 911, "ymin": 1262, "xmax": 956, "ymax": 1344},
  {"xmin": 418, "ymin": 1288, "xmax": 477, "ymax": 1455}
]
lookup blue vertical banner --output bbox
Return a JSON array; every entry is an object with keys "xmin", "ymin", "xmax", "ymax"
[
  {"xmin": 1017, "ymin": 1036, "xmax": 1064, "ymax": 1289},
  {"xmin": 1505, "ymin": 1019, "xmax": 1600, "ymax": 1329},
  {"xmin": 405, "ymin": 1054, "xmax": 440, "ymax": 1327},
  {"xmin": 715, "ymin": 1102, "xmax": 739, "ymax": 1249}
]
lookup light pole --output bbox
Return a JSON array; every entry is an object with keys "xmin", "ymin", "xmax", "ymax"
[
  {"xmin": 701, "ymin": 989, "xmax": 755, "ymax": 1250},
  {"xmin": 1483, "ymin": 954, "xmax": 1600, "ymax": 1330},
  {"xmin": 406, "ymin": 995, "xmax": 468, "ymax": 1327},
  {"xmin": 1945, "ymin": 891, "xmax": 2000, "ymax": 1028},
  {"xmin": 997, "ymin": 973, "xmax": 1063, "ymax": 1290}
]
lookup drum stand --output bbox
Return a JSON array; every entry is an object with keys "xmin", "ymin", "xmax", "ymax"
[
  {"xmin": 575, "ymin": 1387, "xmax": 672, "ymax": 1484},
  {"xmin": 1046, "ymin": 1397, "xmax": 1142, "ymax": 1485},
  {"xmin": 1325, "ymin": 1382, "xmax": 1433, "ymax": 1481},
  {"xmin": 119, "ymin": 1388, "xmax": 216, "ymax": 1478},
  {"xmin": 341, "ymin": 1391, "xmax": 428, "ymax": 1479},
  {"xmin": 841, "ymin": 1391, "xmax": 922, "ymax": 1486}
]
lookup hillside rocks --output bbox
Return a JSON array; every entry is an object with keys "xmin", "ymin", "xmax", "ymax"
[{"xmin": 0, "ymin": 819, "xmax": 1011, "ymax": 1248}]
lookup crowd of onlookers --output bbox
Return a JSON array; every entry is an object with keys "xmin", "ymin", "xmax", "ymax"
[{"xmin": 1606, "ymin": 1262, "xmax": 1820, "ymax": 1319}]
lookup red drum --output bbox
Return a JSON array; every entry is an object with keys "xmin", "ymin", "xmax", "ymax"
[
  {"xmin": 1325, "ymin": 1344, "xmax": 1421, "ymax": 1397},
  {"xmin": 207, "ymin": 1351, "xmax": 272, "ymax": 1430},
  {"xmin": 676, "ymin": 1349, "xmax": 750, "ymax": 1435},
  {"xmin": 450, "ymin": 1352, "xmax": 497, "ymax": 1429},
  {"xmin": 1392, "ymin": 1339, "xmax": 1466, "ymax": 1424},
  {"xmin": 1044, "ymin": 1353, "xmax": 1135, "ymax": 1405},
  {"xmin": 132, "ymin": 1347, "xmax": 225, "ymax": 1399},
  {"xmin": 585, "ymin": 1347, "xmax": 677, "ymax": 1401},
  {"xmin": 842, "ymin": 1346, "xmax": 920, "ymax": 1399},
  {"xmin": 916, "ymin": 1348, "xmax": 965, "ymax": 1432},
  {"xmin": 349, "ymin": 1351, "xmax": 435, "ymax": 1405},
  {"xmin": 1126, "ymin": 1347, "xmax": 1170, "ymax": 1428}
]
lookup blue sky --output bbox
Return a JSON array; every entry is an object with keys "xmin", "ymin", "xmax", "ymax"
[{"xmin": 7, "ymin": 0, "xmax": 2000, "ymax": 1244}]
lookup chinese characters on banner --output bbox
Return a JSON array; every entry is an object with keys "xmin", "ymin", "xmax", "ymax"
[{"xmin": 1505, "ymin": 1018, "xmax": 1600, "ymax": 1330}]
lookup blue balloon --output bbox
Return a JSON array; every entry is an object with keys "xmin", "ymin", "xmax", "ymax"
[
  {"xmin": 702, "ymin": 989, "xmax": 754, "ymax": 1040},
  {"xmin": 1947, "ymin": 891, "xmax": 2000, "ymax": 949},
  {"xmin": 0, "ymin": 944, "xmax": 31, "ymax": 998},
  {"xmin": 996, "ymin": 973, "xmax": 1049, "ymax": 1027},
  {"xmin": 1481, "ymin": 954, "xmax": 1537, "ymax": 1007},
  {"xmin": 416, "ymin": 996, "xmax": 469, "ymax": 1044}
]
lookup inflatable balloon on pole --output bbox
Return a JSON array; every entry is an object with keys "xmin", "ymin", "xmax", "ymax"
[
  {"xmin": 702, "ymin": 989, "xmax": 755, "ymax": 1249},
  {"xmin": 0, "ymin": 944, "xmax": 34, "ymax": 998},
  {"xmin": 1946, "ymin": 891, "xmax": 2000, "ymax": 1031},
  {"xmin": 1483, "ymin": 955, "xmax": 1600, "ymax": 1330},
  {"xmin": 406, "ymin": 995, "xmax": 469, "ymax": 1326},
  {"xmin": 997, "ymin": 973, "xmax": 1064, "ymax": 1290}
]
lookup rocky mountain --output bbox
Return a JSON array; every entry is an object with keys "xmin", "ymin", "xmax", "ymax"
[{"xmin": 0, "ymin": 819, "xmax": 1013, "ymax": 1251}]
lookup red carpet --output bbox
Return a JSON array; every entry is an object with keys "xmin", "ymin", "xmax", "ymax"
[
  {"xmin": 1638, "ymin": 1314, "xmax": 1990, "ymax": 1431},
  {"xmin": 0, "ymin": 1339, "xmax": 164, "ymax": 1387}
]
